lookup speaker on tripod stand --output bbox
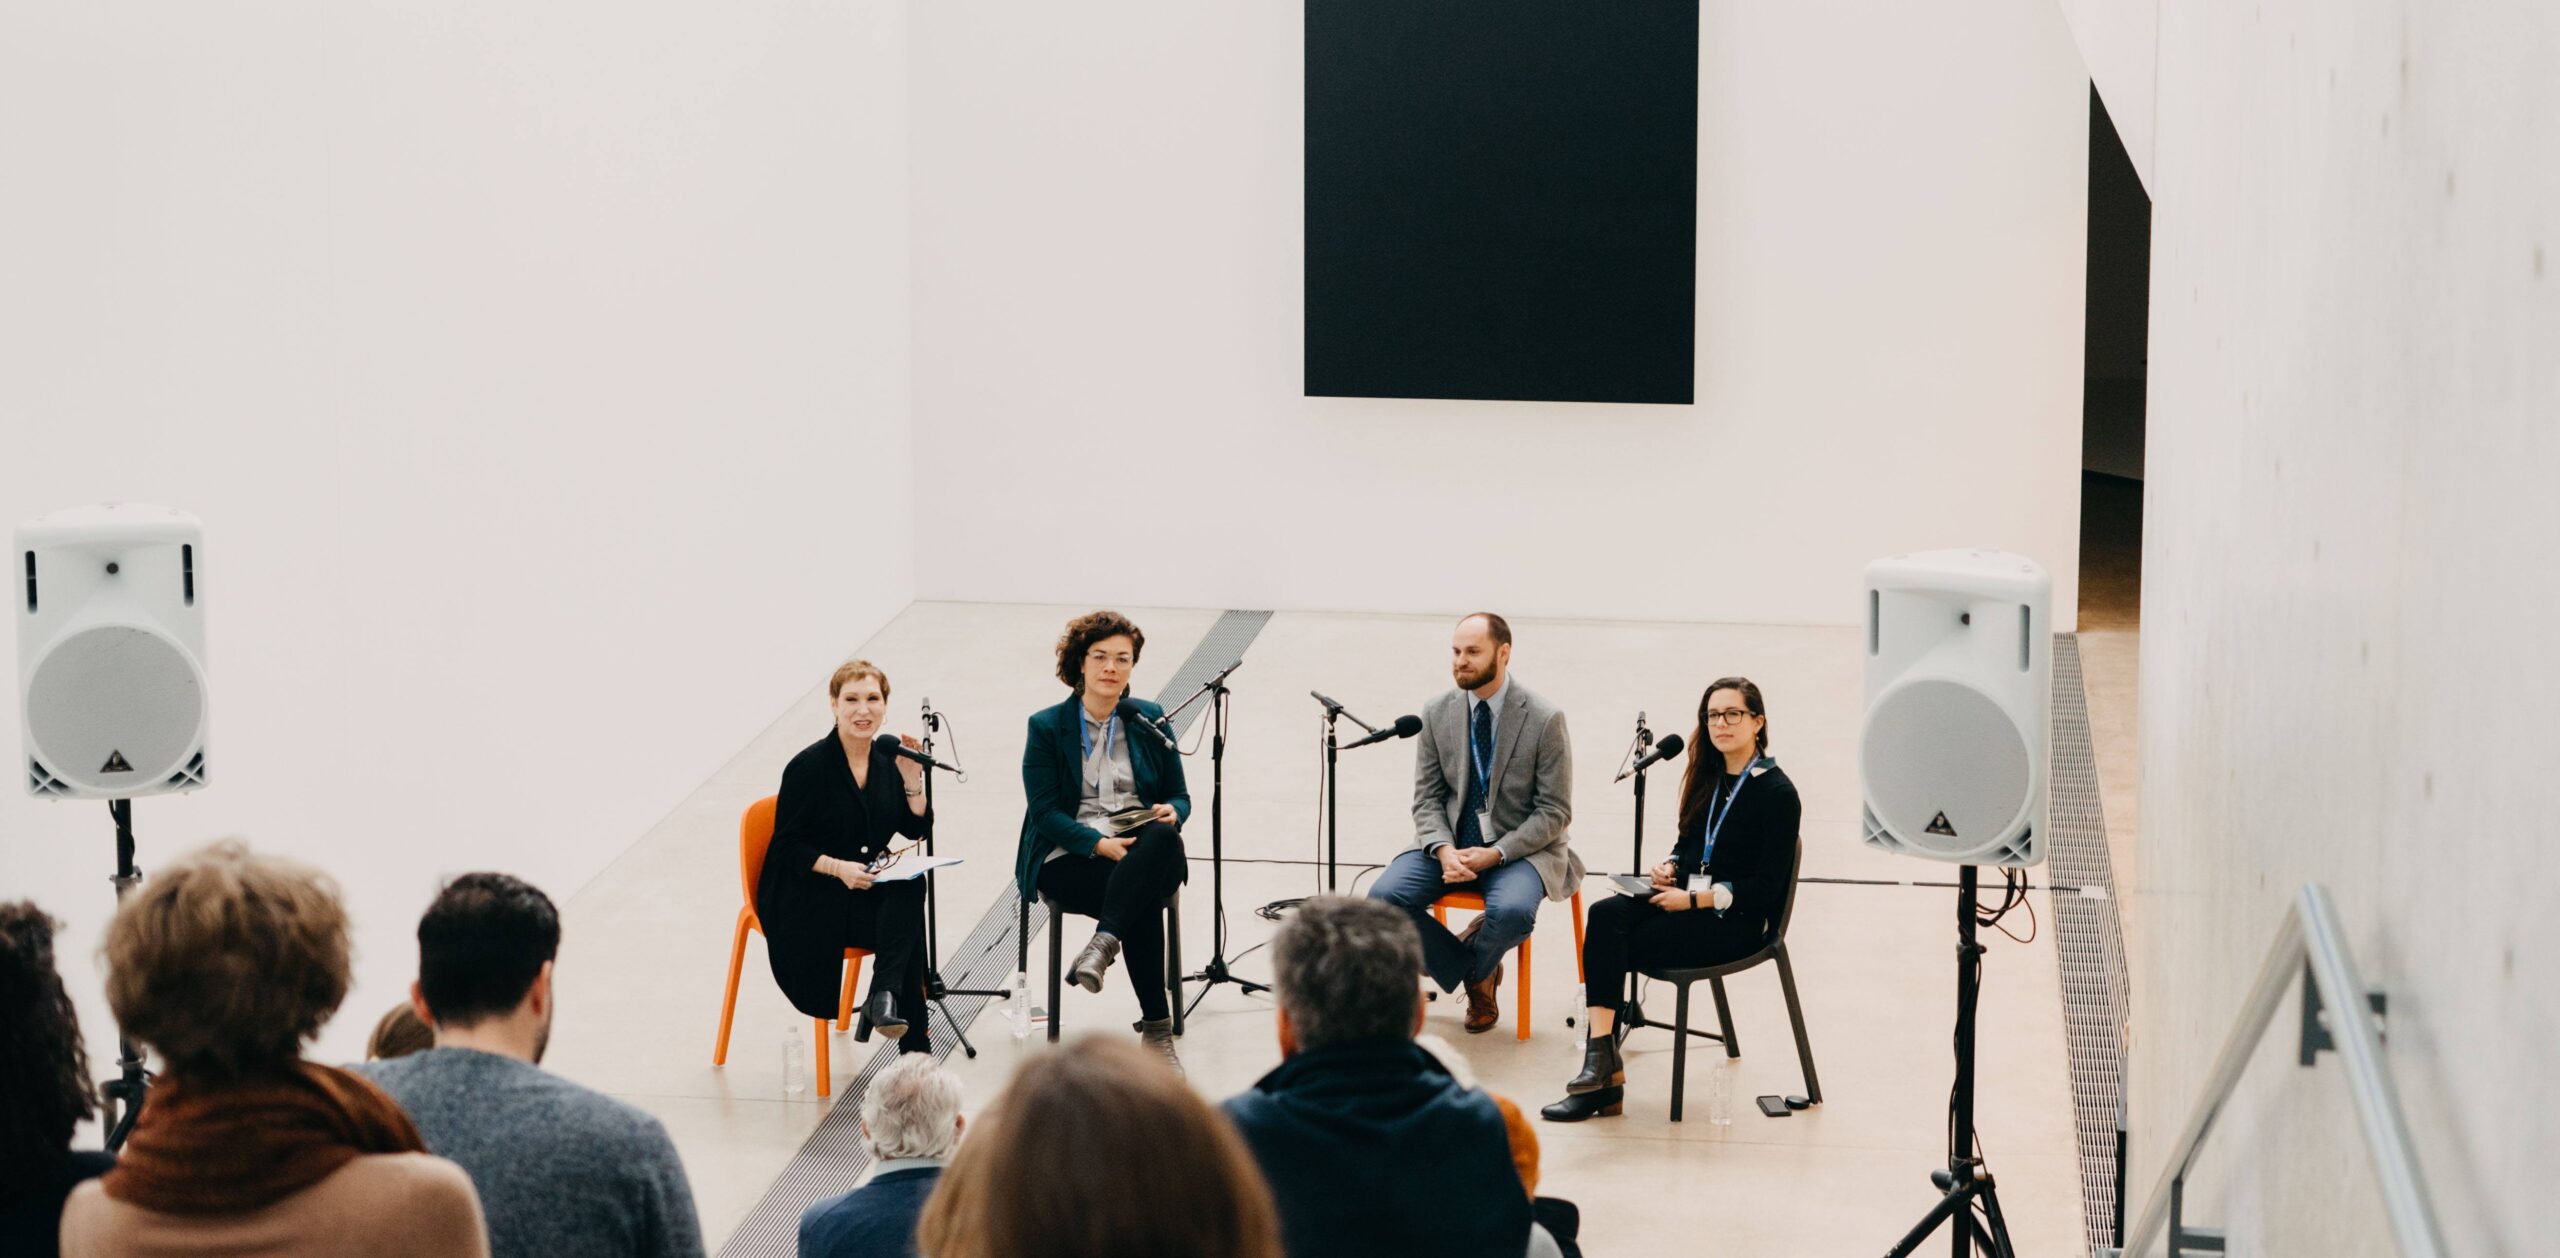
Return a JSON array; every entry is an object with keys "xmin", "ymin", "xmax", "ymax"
[
  {"xmin": 1860, "ymin": 548, "xmax": 2049, "ymax": 1258},
  {"xmin": 16, "ymin": 502, "xmax": 212, "ymax": 1150}
]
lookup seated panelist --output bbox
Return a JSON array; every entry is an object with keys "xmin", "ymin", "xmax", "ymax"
[
  {"xmin": 1366, "ymin": 612, "xmax": 1583, "ymax": 1035},
  {"xmin": 1014, "ymin": 610, "xmax": 1191, "ymax": 1066},
  {"xmin": 1544, "ymin": 676, "xmax": 1800, "ymax": 1121},
  {"xmin": 758, "ymin": 660, "xmax": 933, "ymax": 1053}
]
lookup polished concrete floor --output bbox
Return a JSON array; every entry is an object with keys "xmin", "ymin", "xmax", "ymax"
[{"xmin": 546, "ymin": 601, "xmax": 2134, "ymax": 1255}]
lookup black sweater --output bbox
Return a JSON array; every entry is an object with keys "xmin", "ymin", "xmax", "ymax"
[{"xmin": 1670, "ymin": 762, "xmax": 1801, "ymax": 940}]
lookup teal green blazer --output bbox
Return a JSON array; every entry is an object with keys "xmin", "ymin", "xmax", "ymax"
[{"xmin": 1015, "ymin": 695, "xmax": 1192, "ymax": 896}]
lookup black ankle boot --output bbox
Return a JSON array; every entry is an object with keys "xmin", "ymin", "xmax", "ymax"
[
  {"xmin": 1565, "ymin": 1027, "xmax": 1624, "ymax": 1094},
  {"xmin": 1540, "ymin": 1086, "xmax": 1625, "ymax": 1122},
  {"xmin": 862, "ymin": 990, "xmax": 908, "ymax": 1042}
]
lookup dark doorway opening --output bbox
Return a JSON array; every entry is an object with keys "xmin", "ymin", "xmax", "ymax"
[{"xmin": 2080, "ymin": 84, "xmax": 2150, "ymax": 631}]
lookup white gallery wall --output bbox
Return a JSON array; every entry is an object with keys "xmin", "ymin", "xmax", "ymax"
[
  {"xmin": 907, "ymin": 0, "xmax": 2091, "ymax": 630},
  {"xmin": 0, "ymin": 1, "xmax": 915, "ymax": 1067},
  {"xmin": 2131, "ymin": 3, "xmax": 2556, "ymax": 1253}
]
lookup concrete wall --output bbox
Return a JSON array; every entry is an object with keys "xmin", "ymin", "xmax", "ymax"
[
  {"xmin": 2130, "ymin": 3, "xmax": 2557, "ymax": 1253},
  {"xmin": 0, "ymin": 0, "xmax": 914, "ymax": 1067},
  {"xmin": 907, "ymin": 0, "xmax": 2091, "ymax": 630}
]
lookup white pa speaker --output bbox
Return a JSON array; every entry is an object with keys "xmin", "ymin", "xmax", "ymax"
[
  {"xmin": 1860, "ymin": 549, "xmax": 2049, "ymax": 867},
  {"xmin": 15, "ymin": 504, "xmax": 210, "ymax": 799}
]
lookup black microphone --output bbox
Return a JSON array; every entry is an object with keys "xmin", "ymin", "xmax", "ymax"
[
  {"xmin": 1342, "ymin": 714, "xmax": 1422, "ymax": 750},
  {"xmin": 1127, "ymin": 710, "xmax": 1181, "ymax": 750},
  {"xmin": 1614, "ymin": 732, "xmax": 1686, "ymax": 782},
  {"xmin": 878, "ymin": 736, "xmax": 962, "ymax": 774}
]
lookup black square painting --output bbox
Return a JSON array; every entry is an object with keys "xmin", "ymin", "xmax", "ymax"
[{"xmin": 1305, "ymin": 0, "xmax": 1700, "ymax": 405}]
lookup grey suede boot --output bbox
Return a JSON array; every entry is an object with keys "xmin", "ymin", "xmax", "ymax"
[
  {"xmin": 1136, "ymin": 1017, "xmax": 1183, "ymax": 1075},
  {"xmin": 1068, "ymin": 930, "xmax": 1122, "ymax": 993}
]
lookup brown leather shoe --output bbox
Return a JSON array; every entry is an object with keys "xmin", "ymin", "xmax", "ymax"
[{"xmin": 1463, "ymin": 961, "xmax": 1503, "ymax": 1034}]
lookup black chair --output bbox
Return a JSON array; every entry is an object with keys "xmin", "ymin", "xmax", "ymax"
[
  {"xmin": 1019, "ymin": 891, "xmax": 1183, "ymax": 1043},
  {"xmin": 1636, "ymin": 835, "xmax": 1820, "ymax": 1121}
]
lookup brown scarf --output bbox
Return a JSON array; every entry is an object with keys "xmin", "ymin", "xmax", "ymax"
[{"xmin": 102, "ymin": 1060, "xmax": 426, "ymax": 1215}]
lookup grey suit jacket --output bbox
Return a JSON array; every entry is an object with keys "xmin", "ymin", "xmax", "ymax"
[{"xmin": 1408, "ymin": 677, "xmax": 1583, "ymax": 901}]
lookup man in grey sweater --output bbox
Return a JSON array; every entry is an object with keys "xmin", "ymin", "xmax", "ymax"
[{"xmin": 358, "ymin": 873, "xmax": 704, "ymax": 1258}]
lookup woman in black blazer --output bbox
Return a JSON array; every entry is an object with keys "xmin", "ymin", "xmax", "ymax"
[
  {"xmin": 1015, "ymin": 610, "xmax": 1191, "ymax": 1065},
  {"xmin": 758, "ymin": 660, "xmax": 934, "ymax": 1051},
  {"xmin": 1544, "ymin": 676, "xmax": 1802, "ymax": 1121}
]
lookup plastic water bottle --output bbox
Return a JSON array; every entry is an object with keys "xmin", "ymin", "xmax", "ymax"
[
  {"xmin": 1707, "ymin": 1058, "xmax": 1735, "ymax": 1126},
  {"xmin": 1004, "ymin": 970, "xmax": 1032, "ymax": 1039},
  {"xmin": 782, "ymin": 1025, "xmax": 809, "ymax": 1100}
]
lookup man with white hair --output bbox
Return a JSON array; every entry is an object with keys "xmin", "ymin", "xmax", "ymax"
[{"xmin": 797, "ymin": 1055, "xmax": 964, "ymax": 1258}]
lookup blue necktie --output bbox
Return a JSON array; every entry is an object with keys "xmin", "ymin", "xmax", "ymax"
[{"xmin": 1457, "ymin": 701, "xmax": 1492, "ymax": 848}]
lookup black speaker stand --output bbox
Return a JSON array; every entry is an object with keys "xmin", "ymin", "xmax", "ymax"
[
  {"xmin": 1883, "ymin": 865, "xmax": 2017, "ymax": 1258},
  {"xmin": 100, "ymin": 798, "xmax": 151, "ymax": 1151}
]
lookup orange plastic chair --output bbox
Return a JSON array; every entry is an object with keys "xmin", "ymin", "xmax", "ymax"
[
  {"xmin": 1432, "ymin": 888, "xmax": 1584, "ymax": 1041},
  {"xmin": 713, "ymin": 794, "xmax": 869, "ymax": 1098}
]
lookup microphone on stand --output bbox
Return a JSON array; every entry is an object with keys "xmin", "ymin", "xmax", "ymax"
[
  {"xmin": 1613, "ymin": 732, "xmax": 1686, "ymax": 782},
  {"xmin": 879, "ymin": 736, "xmax": 963, "ymax": 775},
  {"xmin": 1342, "ymin": 714, "xmax": 1423, "ymax": 750},
  {"xmin": 1309, "ymin": 690, "xmax": 1378, "ymax": 732},
  {"xmin": 1128, "ymin": 709, "xmax": 1182, "ymax": 751}
]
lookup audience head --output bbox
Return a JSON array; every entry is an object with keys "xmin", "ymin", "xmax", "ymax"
[
  {"xmin": 414, "ymin": 872, "xmax": 561, "ymax": 1062},
  {"xmin": 1270, "ymin": 896, "xmax": 1424, "ymax": 1056},
  {"xmin": 102, "ymin": 840, "xmax": 351, "ymax": 1085},
  {"xmin": 1, "ymin": 901, "xmax": 96, "ymax": 1184},
  {"xmin": 1057, "ymin": 610, "xmax": 1145, "ymax": 703},
  {"xmin": 366, "ymin": 1001, "xmax": 435, "ymax": 1061},
  {"xmin": 917, "ymin": 1036, "xmax": 1280, "ymax": 1258},
  {"xmin": 830, "ymin": 659, "xmax": 892, "ymax": 746},
  {"xmin": 859, "ymin": 1053, "xmax": 964, "ymax": 1162},
  {"xmin": 1451, "ymin": 612, "xmax": 1513, "ymax": 693}
]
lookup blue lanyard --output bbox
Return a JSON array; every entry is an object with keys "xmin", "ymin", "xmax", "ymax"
[
  {"xmin": 1699, "ymin": 756, "xmax": 1773, "ymax": 864},
  {"xmin": 1078, "ymin": 706, "xmax": 1118, "ymax": 785}
]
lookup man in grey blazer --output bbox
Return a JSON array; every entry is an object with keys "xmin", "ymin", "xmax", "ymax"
[{"xmin": 1368, "ymin": 612, "xmax": 1583, "ymax": 1033}]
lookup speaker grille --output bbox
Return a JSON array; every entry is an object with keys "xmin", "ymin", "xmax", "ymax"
[
  {"xmin": 25, "ymin": 625, "xmax": 204, "ymax": 791},
  {"xmin": 1861, "ymin": 677, "xmax": 2031, "ymax": 859}
]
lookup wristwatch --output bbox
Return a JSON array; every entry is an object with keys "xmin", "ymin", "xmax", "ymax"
[{"xmin": 1688, "ymin": 890, "xmax": 1699, "ymax": 910}]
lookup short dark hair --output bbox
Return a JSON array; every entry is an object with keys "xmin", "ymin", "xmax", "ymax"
[
  {"xmin": 1055, "ymin": 610, "xmax": 1146, "ymax": 691},
  {"xmin": 417, "ymin": 873, "xmax": 560, "ymax": 1028},
  {"xmin": 1, "ymin": 902, "xmax": 94, "ymax": 1184},
  {"xmin": 1271, "ymin": 897, "xmax": 1422, "ymax": 1052},
  {"xmin": 1460, "ymin": 612, "xmax": 1513, "ymax": 648}
]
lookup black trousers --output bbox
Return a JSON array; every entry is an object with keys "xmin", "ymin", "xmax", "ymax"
[
  {"xmin": 1580, "ymin": 891, "xmax": 1768, "ymax": 1012},
  {"xmin": 1036, "ymin": 820, "xmax": 1187, "ymax": 1020},
  {"xmin": 842, "ymin": 878, "xmax": 931, "ymax": 1051}
]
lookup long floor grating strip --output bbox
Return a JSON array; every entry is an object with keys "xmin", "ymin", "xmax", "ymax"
[
  {"xmin": 2049, "ymin": 634, "xmax": 2131, "ymax": 1255},
  {"xmin": 715, "ymin": 610, "xmax": 1274, "ymax": 1256}
]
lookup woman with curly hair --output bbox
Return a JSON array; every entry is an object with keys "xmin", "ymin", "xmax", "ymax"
[
  {"xmin": 0, "ymin": 902, "xmax": 113, "ymax": 1258},
  {"xmin": 57, "ymin": 840, "xmax": 489, "ymax": 1258},
  {"xmin": 1014, "ymin": 610, "xmax": 1192, "ymax": 1067}
]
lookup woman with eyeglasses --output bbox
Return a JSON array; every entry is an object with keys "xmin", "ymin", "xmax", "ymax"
[
  {"xmin": 759, "ymin": 659, "xmax": 935, "ymax": 1054},
  {"xmin": 1014, "ymin": 610, "xmax": 1191, "ymax": 1068},
  {"xmin": 1543, "ymin": 676, "xmax": 1801, "ymax": 1121}
]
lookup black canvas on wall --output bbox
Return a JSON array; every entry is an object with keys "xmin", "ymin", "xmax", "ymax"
[{"xmin": 1305, "ymin": 0, "xmax": 1700, "ymax": 405}]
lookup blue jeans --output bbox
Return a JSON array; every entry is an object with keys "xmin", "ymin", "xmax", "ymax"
[{"xmin": 1368, "ymin": 848, "xmax": 1546, "ymax": 989}]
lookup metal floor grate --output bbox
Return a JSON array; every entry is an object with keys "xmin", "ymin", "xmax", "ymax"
[
  {"xmin": 714, "ymin": 609, "xmax": 1274, "ymax": 1256},
  {"xmin": 2048, "ymin": 634, "xmax": 2131, "ymax": 1255}
]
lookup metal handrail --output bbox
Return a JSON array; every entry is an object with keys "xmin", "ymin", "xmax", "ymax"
[{"xmin": 2111, "ymin": 883, "xmax": 2448, "ymax": 1257}]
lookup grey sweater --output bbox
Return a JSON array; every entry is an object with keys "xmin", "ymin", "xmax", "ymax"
[{"xmin": 356, "ymin": 1048, "xmax": 704, "ymax": 1258}]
